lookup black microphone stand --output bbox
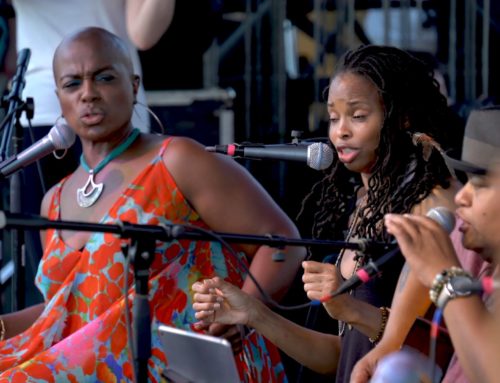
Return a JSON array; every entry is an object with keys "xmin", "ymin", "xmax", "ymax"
[
  {"xmin": 0, "ymin": 211, "xmax": 394, "ymax": 383},
  {"xmin": 0, "ymin": 48, "xmax": 32, "ymax": 311},
  {"xmin": 125, "ymin": 237, "xmax": 155, "ymax": 383}
]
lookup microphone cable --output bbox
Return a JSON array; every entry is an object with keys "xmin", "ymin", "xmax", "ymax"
[
  {"xmin": 429, "ymin": 308, "xmax": 444, "ymax": 383},
  {"xmin": 183, "ymin": 223, "xmax": 315, "ymax": 311}
]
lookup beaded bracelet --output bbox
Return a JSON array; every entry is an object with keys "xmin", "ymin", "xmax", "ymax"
[
  {"xmin": 429, "ymin": 266, "xmax": 472, "ymax": 304},
  {"xmin": 369, "ymin": 306, "xmax": 389, "ymax": 344},
  {"xmin": 0, "ymin": 317, "xmax": 5, "ymax": 341}
]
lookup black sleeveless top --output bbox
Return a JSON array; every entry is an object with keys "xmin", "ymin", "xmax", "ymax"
[{"xmin": 335, "ymin": 249, "xmax": 405, "ymax": 383}]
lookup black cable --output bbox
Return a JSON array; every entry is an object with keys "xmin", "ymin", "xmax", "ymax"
[
  {"xmin": 429, "ymin": 307, "xmax": 443, "ymax": 383},
  {"xmin": 180, "ymin": 222, "xmax": 314, "ymax": 311}
]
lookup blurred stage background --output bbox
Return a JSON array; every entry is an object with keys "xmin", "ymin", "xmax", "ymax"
[
  {"xmin": 139, "ymin": 3, "xmax": 499, "ymax": 380},
  {"xmin": 141, "ymin": 0, "xmax": 499, "ymax": 217},
  {"xmin": 1, "ymin": 1, "xmax": 499, "ymax": 382}
]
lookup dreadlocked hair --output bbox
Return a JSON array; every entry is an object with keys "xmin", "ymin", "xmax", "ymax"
[{"xmin": 298, "ymin": 45, "xmax": 453, "ymax": 242}]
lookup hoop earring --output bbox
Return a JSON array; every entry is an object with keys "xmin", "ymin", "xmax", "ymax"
[
  {"xmin": 53, "ymin": 116, "xmax": 68, "ymax": 160},
  {"xmin": 53, "ymin": 149, "xmax": 67, "ymax": 160},
  {"xmin": 134, "ymin": 101, "xmax": 166, "ymax": 135}
]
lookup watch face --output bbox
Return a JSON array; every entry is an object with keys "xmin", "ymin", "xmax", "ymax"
[
  {"xmin": 449, "ymin": 275, "xmax": 474, "ymax": 297},
  {"xmin": 436, "ymin": 272, "xmax": 475, "ymax": 308}
]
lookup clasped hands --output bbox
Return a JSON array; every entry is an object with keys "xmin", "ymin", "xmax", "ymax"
[{"xmin": 193, "ymin": 260, "xmax": 350, "ymax": 331}]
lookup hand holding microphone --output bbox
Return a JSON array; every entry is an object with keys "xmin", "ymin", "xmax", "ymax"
[
  {"xmin": 206, "ymin": 141, "xmax": 334, "ymax": 170},
  {"xmin": 321, "ymin": 207, "xmax": 456, "ymax": 301}
]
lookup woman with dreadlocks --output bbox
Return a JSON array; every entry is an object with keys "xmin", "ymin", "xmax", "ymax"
[{"xmin": 192, "ymin": 45, "xmax": 462, "ymax": 382}]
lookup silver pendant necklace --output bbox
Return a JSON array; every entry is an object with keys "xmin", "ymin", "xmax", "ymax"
[
  {"xmin": 77, "ymin": 169, "xmax": 104, "ymax": 208},
  {"xmin": 76, "ymin": 129, "xmax": 140, "ymax": 208}
]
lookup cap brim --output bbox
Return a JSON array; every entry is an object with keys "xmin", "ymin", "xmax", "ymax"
[{"xmin": 443, "ymin": 153, "xmax": 487, "ymax": 175}]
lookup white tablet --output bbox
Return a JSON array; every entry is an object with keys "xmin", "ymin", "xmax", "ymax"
[{"xmin": 158, "ymin": 325, "xmax": 241, "ymax": 383}]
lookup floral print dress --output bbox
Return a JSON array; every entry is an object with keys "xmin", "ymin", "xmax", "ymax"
[{"xmin": 0, "ymin": 138, "xmax": 287, "ymax": 383}]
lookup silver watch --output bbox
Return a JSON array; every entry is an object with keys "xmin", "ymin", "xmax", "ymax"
[{"xmin": 436, "ymin": 275, "xmax": 474, "ymax": 308}]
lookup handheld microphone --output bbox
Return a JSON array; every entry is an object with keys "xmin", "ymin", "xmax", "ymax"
[
  {"xmin": 205, "ymin": 142, "xmax": 334, "ymax": 170},
  {"xmin": 452, "ymin": 276, "xmax": 499, "ymax": 295},
  {"xmin": 321, "ymin": 207, "xmax": 456, "ymax": 301},
  {"xmin": 371, "ymin": 348, "xmax": 442, "ymax": 383},
  {"xmin": 0, "ymin": 119, "xmax": 76, "ymax": 179}
]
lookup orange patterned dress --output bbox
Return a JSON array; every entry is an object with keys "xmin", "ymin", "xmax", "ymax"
[{"xmin": 0, "ymin": 138, "xmax": 287, "ymax": 382}]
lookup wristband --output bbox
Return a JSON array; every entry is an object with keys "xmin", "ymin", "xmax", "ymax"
[{"xmin": 368, "ymin": 306, "xmax": 389, "ymax": 344}]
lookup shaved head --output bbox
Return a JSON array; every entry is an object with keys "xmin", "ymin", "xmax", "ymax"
[
  {"xmin": 53, "ymin": 27, "xmax": 134, "ymax": 78},
  {"xmin": 52, "ymin": 26, "xmax": 140, "ymax": 140}
]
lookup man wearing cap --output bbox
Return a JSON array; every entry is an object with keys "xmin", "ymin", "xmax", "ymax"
[{"xmin": 383, "ymin": 106, "xmax": 500, "ymax": 383}]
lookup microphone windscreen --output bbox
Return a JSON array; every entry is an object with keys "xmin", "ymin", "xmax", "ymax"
[
  {"xmin": 307, "ymin": 142, "xmax": 334, "ymax": 170},
  {"xmin": 371, "ymin": 348, "xmax": 442, "ymax": 383},
  {"xmin": 49, "ymin": 119, "xmax": 76, "ymax": 150},
  {"xmin": 426, "ymin": 206, "xmax": 456, "ymax": 234}
]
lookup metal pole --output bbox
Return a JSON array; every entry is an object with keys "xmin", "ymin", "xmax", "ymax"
[
  {"xmin": 464, "ymin": 0, "xmax": 473, "ymax": 103},
  {"xmin": 400, "ymin": 0, "xmax": 411, "ymax": 49},
  {"xmin": 218, "ymin": 1, "xmax": 271, "ymax": 60},
  {"xmin": 448, "ymin": 0, "xmax": 457, "ymax": 103},
  {"xmin": 244, "ymin": 0, "xmax": 252, "ymax": 140},
  {"xmin": 336, "ymin": 0, "xmax": 347, "ymax": 53},
  {"xmin": 202, "ymin": 41, "xmax": 219, "ymax": 88},
  {"xmin": 346, "ymin": 0, "xmax": 355, "ymax": 49},
  {"xmin": 271, "ymin": 0, "xmax": 286, "ymax": 139},
  {"xmin": 471, "ymin": 0, "xmax": 477, "ymax": 101},
  {"xmin": 271, "ymin": 0, "xmax": 286, "ymax": 199},
  {"xmin": 383, "ymin": 0, "xmax": 391, "ymax": 45},
  {"xmin": 255, "ymin": 1, "xmax": 264, "ymax": 141},
  {"xmin": 482, "ymin": 0, "xmax": 490, "ymax": 97}
]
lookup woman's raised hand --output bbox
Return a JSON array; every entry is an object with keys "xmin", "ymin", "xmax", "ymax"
[{"xmin": 302, "ymin": 260, "xmax": 351, "ymax": 320}]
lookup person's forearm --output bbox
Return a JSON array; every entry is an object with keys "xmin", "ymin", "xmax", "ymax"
[
  {"xmin": 126, "ymin": 0, "xmax": 176, "ymax": 50},
  {"xmin": 376, "ymin": 264, "xmax": 432, "ymax": 351},
  {"xmin": 249, "ymin": 298, "xmax": 340, "ymax": 375},
  {"xmin": 328, "ymin": 295, "xmax": 386, "ymax": 340},
  {"xmin": 442, "ymin": 296, "xmax": 500, "ymax": 383},
  {"xmin": 241, "ymin": 245, "xmax": 305, "ymax": 301},
  {"xmin": 2, "ymin": 303, "xmax": 44, "ymax": 339}
]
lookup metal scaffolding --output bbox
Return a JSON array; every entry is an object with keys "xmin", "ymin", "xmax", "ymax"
[{"xmin": 202, "ymin": 0, "xmax": 495, "ymax": 143}]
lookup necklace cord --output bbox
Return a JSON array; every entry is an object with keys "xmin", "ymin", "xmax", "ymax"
[
  {"xmin": 77, "ymin": 128, "xmax": 141, "ymax": 208},
  {"xmin": 80, "ymin": 128, "xmax": 140, "ymax": 174}
]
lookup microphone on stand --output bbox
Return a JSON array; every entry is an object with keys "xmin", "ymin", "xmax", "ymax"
[
  {"xmin": 321, "ymin": 207, "xmax": 456, "ymax": 301},
  {"xmin": 0, "ymin": 119, "xmax": 76, "ymax": 179},
  {"xmin": 205, "ymin": 141, "xmax": 334, "ymax": 170}
]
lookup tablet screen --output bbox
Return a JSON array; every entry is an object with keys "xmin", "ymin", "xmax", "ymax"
[{"xmin": 158, "ymin": 325, "xmax": 241, "ymax": 383}]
